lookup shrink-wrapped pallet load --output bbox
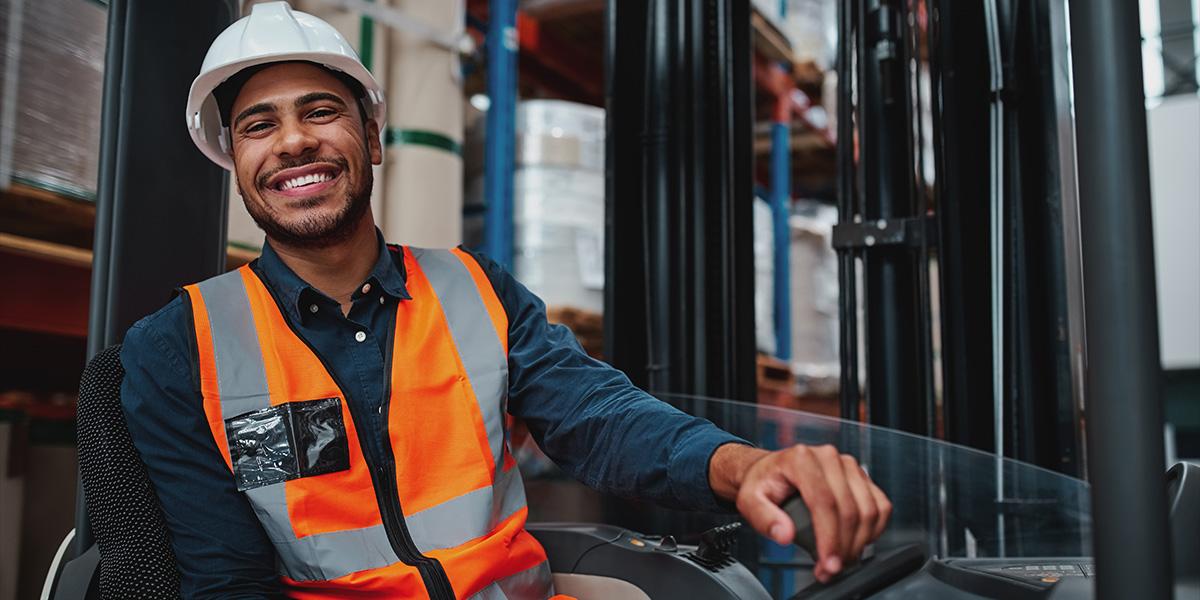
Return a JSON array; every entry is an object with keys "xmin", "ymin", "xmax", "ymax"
[
  {"xmin": 512, "ymin": 100, "xmax": 605, "ymax": 313},
  {"xmin": 465, "ymin": 99, "xmax": 606, "ymax": 314},
  {"xmin": 0, "ymin": 0, "xmax": 106, "ymax": 200},
  {"xmin": 790, "ymin": 200, "xmax": 840, "ymax": 396},
  {"xmin": 753, "ymin": 196, "xmax": 777, "ymax": 356},
  {"xmin": 783, "ymin": 0, "xmax": 838, "ymax": 69}
]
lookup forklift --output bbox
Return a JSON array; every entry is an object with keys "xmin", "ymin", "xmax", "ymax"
[{"xmin": 40, "ymin": 0, "xmax": 1200, "ymax": 598}]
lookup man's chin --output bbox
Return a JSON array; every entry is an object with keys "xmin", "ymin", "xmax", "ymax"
[
  {"xmin": 250, "ymin": 200, "xmax": 370, "ymax": 250},
  {"xmin": 241, "ymin": 171, "xmax": 373, "ymax": 250}
]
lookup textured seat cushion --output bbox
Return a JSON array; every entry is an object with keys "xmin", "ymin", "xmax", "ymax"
[{"xmin": 76, "ymin": 345, "xmax": 182, "ymax": 598}]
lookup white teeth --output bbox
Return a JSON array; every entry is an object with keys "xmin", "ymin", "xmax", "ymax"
[{"xmin": 280, "ymin": 171, "xmax": 333, "ymax": 190}]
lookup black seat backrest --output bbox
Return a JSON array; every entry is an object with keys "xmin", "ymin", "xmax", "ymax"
[{"xmin": 76, "ymin": 345, "xmax": 182, "ymax": 598}]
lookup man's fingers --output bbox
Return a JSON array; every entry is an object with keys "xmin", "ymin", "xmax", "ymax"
[
  {"xmin": 841, "ymin": 455, "xmax": 877, "ymax": 560},
  {"xmin": 732, "ymin": 444, "xmax": 895, "ymax": 586},
  {"xmin": 783, "ymin": 446, "xmax": 842, "ymax": 577},
  {"xmin": 736, "ymin": 487, "xmax": 796, "ymax": 546},
  {"xmin": 811, "ymin": 445, "xmax": 858, "ymax": 563},
  {"xmin": 863, "ymin": 467, "xmax": 893, "ymax": 539}
]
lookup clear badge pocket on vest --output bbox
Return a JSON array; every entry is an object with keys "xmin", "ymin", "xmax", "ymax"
[{"xmin": 225, "ymin": 397, "xmax": 351, "ymax": 492}]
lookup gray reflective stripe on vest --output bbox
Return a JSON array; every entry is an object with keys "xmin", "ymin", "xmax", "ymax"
[
  {"xmin": 472, "ymin": 583, "xmax": 507, "ymax": 600},
  {"xmin": 499, "ymin": 560, "xmax": 555, "ymax": 599},
  {"xmin": 196, "ymin": 272, "xmax": 271, "ymax": 417},
  {"xmin": 407, "ymin": 464, "xmax": 527, "ymax": 554},
  {"xmin": 244, "ymin": 483, "xmax": 397, "ymax": 581},
  {"xmin": 195, "ymin": 270, "xmax": 401, "ymax": 582},
  {"xmin": 410, "ymin": 247, "xmax": 509, "ymax": 473},
  {"xmin": 470, "ymin": 561, "xmax": 556, "ymax": 600}
]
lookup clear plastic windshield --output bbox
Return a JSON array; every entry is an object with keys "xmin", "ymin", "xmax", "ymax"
[{"xmin": 516, "ymin": 394, "xmax": 1092, "ymax": 592}]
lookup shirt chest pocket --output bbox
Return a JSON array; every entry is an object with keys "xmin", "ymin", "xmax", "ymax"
[{"xmin": 224, "ymin": 397, "xmax": 351, "ymax": 492}]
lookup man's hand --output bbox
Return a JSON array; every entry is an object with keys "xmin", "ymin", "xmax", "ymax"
[{"xmin": 709, "ymin": 443, "xmax": 892, "ymax": 583}]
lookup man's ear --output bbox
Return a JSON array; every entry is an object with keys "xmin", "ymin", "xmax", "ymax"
[{"xmin": 366, "ymin": 118, "xmax": 383, "ymax": 165}]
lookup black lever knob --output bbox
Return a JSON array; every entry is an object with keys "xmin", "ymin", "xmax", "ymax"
[{"xmin": 782, "ymin": 495, "xmax": 818, "ymax": 558}]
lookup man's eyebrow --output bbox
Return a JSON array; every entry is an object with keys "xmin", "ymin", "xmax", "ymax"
[
  {"xmin": 233, "ymin": 102, "xmax": 275, "ymax": 128},
  {"xmin": 294, "ymin": 92, "xmax": 348, "ymax": 110}
]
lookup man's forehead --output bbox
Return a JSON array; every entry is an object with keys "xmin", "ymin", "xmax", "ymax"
[{"xmin": 232, "ymin": 62, "xmax": 354, "ymax": 111}]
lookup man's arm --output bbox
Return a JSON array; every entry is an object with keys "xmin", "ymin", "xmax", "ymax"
[
  {"xmin": 461, "ymin": 248, "xmax": 746, "ymax": 513},
  {"xmin": 120, "ymin": 298, "xmax": 282, "ymax": 598},
  {"xmin": 464, "ymin": 249, "xmax": 892, "ymax": 583}
]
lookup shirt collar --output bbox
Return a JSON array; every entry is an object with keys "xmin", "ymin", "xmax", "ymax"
[
  {"xmin": 255, "ymin": 228, "xmax": 411, "ymax": 324},
  {"xmin": 365, "ymin": 230, "xmax": 411, "ymax": 301}
]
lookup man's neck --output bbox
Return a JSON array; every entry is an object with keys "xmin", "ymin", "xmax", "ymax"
[{"xmin": 267, "ymin": 216, "xmax": 379, "ymax": 314}]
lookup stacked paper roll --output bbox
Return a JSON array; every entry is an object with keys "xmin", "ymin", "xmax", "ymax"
[{"xmin": 381, "ymin": 0, "xmax": 463, "ymax": 248}]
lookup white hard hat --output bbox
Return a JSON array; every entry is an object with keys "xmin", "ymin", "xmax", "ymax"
[{"xmin": 185, "ymin": 1, "xmax": 386, "ymax": 171}]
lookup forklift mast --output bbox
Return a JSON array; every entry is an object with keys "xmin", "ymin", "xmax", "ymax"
[
  {"xmin": 836, "ymin": 0, "xmax": 1174, "ymax": 597},
  {"xmin": 80, "ymin": 0, "xmax": 236, "ymax": 553}
]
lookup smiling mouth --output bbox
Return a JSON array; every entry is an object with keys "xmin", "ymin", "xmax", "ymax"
[
  {"xmin": 277, "ymin": 170, "xmax": 335, "ymax": 191},
  {"xmin": 263, "ymin": 162, "xmax": 345, "ymax": 195}
]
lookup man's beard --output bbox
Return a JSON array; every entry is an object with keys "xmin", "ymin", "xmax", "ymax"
[{"xmin": 240, "ymin": 157, "xmax": 372, "ymax": 250}]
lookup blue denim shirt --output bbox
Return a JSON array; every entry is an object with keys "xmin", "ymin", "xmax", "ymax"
[{"xmin": 120, "ymin": 231, "xmax": 744, "ymax": 598}]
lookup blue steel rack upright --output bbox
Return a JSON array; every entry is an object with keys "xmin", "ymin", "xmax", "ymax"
[{"xmin": 482, "ymin": 0, "xmax": 518, "ymax": 269}]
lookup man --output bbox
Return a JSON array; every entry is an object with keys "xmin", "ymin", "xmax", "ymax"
[{"xmin": 122, "ymin": 3, "xmax": 891, "ymax": 598}]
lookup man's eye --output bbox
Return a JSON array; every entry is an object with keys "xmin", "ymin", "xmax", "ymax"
[
  {"xmin": 245, "ymin": 122, "xmax": 273, "ymax": 133},
  {"xmin": 309, "ymin": 108, "xmax": 336, "ymax": 119}
]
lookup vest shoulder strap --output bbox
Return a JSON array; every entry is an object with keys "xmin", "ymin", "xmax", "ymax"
[
  {"xmin": 407, "ymin": 247, "xmax": 509, "ymax": 355},
  {"xmin": 184, "ymin": 266, "xmax": 273, "ymax": 418}
]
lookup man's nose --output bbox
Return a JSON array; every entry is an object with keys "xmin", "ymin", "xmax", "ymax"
[{"xmin": 273, "ymin": 119, "xmax": 319, "ymax": 158}]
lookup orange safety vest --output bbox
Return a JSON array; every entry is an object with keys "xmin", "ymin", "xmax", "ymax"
[{"xmin": 183, "ymin": 246, "xmax": 559, "ymax": 599}]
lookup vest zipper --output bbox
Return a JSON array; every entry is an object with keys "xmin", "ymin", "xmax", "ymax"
[
  {"xmin": 376, "ymin": 306, "xmax": 456, "ymax": 599},
  {"xmin": 254, "ymin": 269, "xmax": 456, "ymax": 599}
]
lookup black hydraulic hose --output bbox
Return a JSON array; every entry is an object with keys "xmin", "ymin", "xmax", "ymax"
[
  {"xmin": 835, "ymin": 0, "xmax": 860, "ymax": 420},
  {"xmin": 902, "ymin": 0, "xmax": 937, "ymax": 439},
  {"xmin": 640, "ymin": 0, "xmax": 672, "ymax": 394}
]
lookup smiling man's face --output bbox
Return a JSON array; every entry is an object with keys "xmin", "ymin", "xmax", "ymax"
[{"xmin": 228, "ymin": 62, "xmax": 382, "ymax": 249}]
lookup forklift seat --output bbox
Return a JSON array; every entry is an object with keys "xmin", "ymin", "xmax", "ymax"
[{"xmin": 74, "ymin": 344, "xmax": 181, "ymax": 598}]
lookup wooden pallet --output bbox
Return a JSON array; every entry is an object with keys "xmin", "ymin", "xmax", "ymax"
[
  {"xmin": 1, "ymin": 183, "xmax": 260, "ymax": 338},
  {"xmin": 756, "ymin": 355, "xmax": 842, "ymax": 417},
  {"xmin": 1, "ymin": 183, "xmax": 96, "ymax": 249},
  {"xmin": 546, "ymin": 306, "xmax": 603, "ymax": 359}
]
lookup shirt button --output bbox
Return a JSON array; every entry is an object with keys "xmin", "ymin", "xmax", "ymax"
[
  {"xmin": 354, "ymin": 331, "xmax": 367, "ymax": 343},
  {"xmin": 361, "ymin": 283, "xmax": 372, "ymax": 294},
  {"xmin": 309, "ymin": 304, "xmax": 319, "ymax": 314},
  {"xmin": 379, "ymin": 296, "xmax": 385, "ymax": 305}
]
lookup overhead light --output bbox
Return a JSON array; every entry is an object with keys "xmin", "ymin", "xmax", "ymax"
[{"xmin": 470, "ymin": 94, "xmax": 491, "ymax": 112}]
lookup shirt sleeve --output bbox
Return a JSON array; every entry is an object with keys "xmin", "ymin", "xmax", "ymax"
[
  {"xmin": 459, "ymin": 248, "xmax": 748, "ymax": 513},
  {"xmin": 119, "ymin": 296, "xmax": 283, "ymax": 599}
]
